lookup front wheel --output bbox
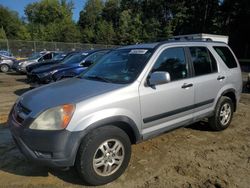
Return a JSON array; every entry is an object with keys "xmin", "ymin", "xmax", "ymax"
[
  {"xmin": 0, "ymin": 64, "xmax": 10, "ymax": 72},
  {"xmin": 209, "ymin": 96, "xmax": 234, "ymax": 131},
  {"xmin": 75, "ymin": 126, "xmax": 131, "ymax": 186}
]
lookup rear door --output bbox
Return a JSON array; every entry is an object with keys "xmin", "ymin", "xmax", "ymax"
[{"xmin": 187, "ymin": 46, "xmax": 224, "ymax": 119}]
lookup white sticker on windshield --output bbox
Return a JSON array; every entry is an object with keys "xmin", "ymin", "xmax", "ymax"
[
  {"xmin": 82, "ymin": 52, "xmax": 89, "ymax": 56},
  {"xmin": 129, "ymin": 49, "xmax": 148, "ymax": 54}
]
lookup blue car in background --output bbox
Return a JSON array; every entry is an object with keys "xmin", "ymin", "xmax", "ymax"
[
  {"xmin": 29, "ymin": 49, "xmax": 110, "ymax": 87},
  {"xmin": 0, "ymin": 50, "xmax": 13, "ymax": 57}
]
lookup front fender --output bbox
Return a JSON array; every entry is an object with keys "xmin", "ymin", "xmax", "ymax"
[{"xmin": 67, "ymin": 108, "xmax": 141, "ymax": 142}]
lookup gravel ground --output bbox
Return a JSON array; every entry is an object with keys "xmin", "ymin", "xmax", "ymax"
[{"xmin": 0, "ymin": 72, "xmax": 249, "ymax": 188}]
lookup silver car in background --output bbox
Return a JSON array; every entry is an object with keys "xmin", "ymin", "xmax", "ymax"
[
  {"xmin": 0, "ymin": 54, "xmax": 16, "ymax": 72},
  {"xmin": 15, "ymin": 51, "xmax": 60, "ymax": 73},
  {"xmin": 8, "ymin": 41, "xmax": 242, "ymax": 185}
]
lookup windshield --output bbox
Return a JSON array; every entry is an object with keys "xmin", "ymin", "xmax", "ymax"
[
  {"xmin": 28, "ymin": 52, "xmax": 42, "ymax": 60},
  {"xmin": 62, "ymin": 52, "xmax": 88, "ymax": 65},
  {"xmin": 53, "ymin": 53, "xmax": 66, "ymax": 61},
  {"xmin": 81, "ymin": 49, "xmax": 153, "ymax": 84}
]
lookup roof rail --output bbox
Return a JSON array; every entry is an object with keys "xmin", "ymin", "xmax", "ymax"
[{"xmin": 169, "ymin": 37, "xmax": 213, "ymax": 42}]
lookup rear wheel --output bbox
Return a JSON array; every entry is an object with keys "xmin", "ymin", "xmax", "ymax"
[
  {"xmin": 75, "ymin": 126, "xmax": 131, "ymax": 186},
  {"xmin": 0, "ymin": 64, "xmax": 9, "ymax": 72},
  {"xmin": 209, "ymin": 96, "xmax": 234, "ymax": 131}
]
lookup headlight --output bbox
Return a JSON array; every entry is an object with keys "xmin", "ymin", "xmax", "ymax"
[
  {"xmin": 38, "ymin": 72, "xmax": 50, "ymax": 78},
  {"xmin": 51, "ymin": 70, "xmax": 57, "ymax": 74},
  {"xmin": 29, "ymin": 104, "xmax": 75, "ymax": 130},
  {"xmin": 38, "ymin": 70, "xmax": 56, "ymax": 78}
]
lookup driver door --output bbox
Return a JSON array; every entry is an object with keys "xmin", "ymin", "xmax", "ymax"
[{"xmin": 139, "ymin": 47, "xmax": 195, "ymax": 137}]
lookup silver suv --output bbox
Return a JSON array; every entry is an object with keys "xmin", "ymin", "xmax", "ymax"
[{"xmin": 8, "ymin": 41, "xmax": 242, "ymax": 185}]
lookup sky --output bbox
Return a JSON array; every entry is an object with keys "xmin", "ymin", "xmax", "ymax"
[{"xmin": 0, "ymin": 0, "xmax": 86, "ymax": 21}]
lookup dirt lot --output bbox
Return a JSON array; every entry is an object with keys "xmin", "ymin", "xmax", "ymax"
[{"xmin": 0, "ymin": 72, "xmax": 249, "ymax": 188}]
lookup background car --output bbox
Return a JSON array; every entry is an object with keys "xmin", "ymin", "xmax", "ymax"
[
  {"xmin": 26, "ymin": 51, "xmax": 78, "ymax": 74},
  {"xmin": 0, "ymin": 50, "xmax": 13, "ymax": 57},
  {"xmin": 0, "ymin": 54, "xmax": 17, "ymax": 72},
  {"xmin": 12, "ymin": 51, "xmax": 45, "ymax": 71},
  {"xmin": 29, "ymin": 49, "xmax": 110, "ymax": 87},
  {"xmin": 14, "ymin": 51, "xmax": 62, "ymax": 73}
]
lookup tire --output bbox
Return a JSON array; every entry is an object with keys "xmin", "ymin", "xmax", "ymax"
[
  {"xmin": 0, "ymin": 64, "xmax": 9, "ymax": 72},
  {"xmin": 209, "ymin": 96, "xmax": 234, "ymax": 131},
  {"xmin": 75, "ymin": 126, "xmax": 131, "ymax": 186}
]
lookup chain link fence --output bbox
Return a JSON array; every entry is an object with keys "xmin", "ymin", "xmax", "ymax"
[{"xmin": 0, "ymin": 39, "xmax": 119, "ymax": 58}]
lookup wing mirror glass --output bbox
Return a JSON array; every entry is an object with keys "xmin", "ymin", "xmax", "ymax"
[
  {"xmin": 81, "ymin": 60, "xmax": 93, "ymax": 67},
  {"xmin": 148, "ymin": 71, "xmax": 171, "ymax": 86}
]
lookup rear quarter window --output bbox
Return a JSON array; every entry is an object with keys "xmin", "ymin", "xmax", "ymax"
[{"xmin": 213, "ymin": 46, "xmax": 238, "ymax": 68}]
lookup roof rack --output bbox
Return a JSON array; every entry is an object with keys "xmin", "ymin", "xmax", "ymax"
[{"xmin": 169, "ymin": 37, "xmax": 213, "ymax": 42}]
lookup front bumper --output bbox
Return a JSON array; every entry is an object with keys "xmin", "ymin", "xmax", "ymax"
[
  {"xmin": 8, "ymin": 110, "xmax": 83, "ymax": 167},
  {"xmin": 27, "ymin": 73, "xmax": 53, "ymax": 85},
  {"xmin": 15, "ymin": 66, "xmax": 26, "ymax": 73}
]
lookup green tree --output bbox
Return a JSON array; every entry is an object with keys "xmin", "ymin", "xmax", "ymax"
[
  {"xmin": 142, "ymin": 18, "xmax": 161, "ymax": 42},
  {"xmin": 78, "ymin": 0, "xmax": 104, "ymax": 43},
  {"xmin": 95, "ymin": 20, "xmax": 115, "ymax": 44},
  {"xmin": 25, "ymin": 0, "xmax": 73, "ymax": 25},
  {"xmin": 218, "ymin": 0, "xmax": 250, "ymax": 58},
  {"xmin": 102, "ymin": 0, "xmax": 120, "ymax": 28},
  {"xmin": 0, "ymin": 5, "xmax": 30, "ymax": 40},
  {"xmin": 25, "ymin": 0, "xmax": 79, "ymax": 42},
  {"xmin": 0, "ymin": 26, "xmax": 7, "ymax": 39},
  {"xmin": 117, "ymin": 10, "xmax": 142, "ymax": 44},
  {"xmin": 176, "ymin": 0, "xmax": 220, "ymax": 34},
  {"xmin": 78, "ymin": 0, "xmax": 104, "ymax": 29}
]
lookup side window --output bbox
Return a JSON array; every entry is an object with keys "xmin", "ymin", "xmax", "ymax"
[
  {"xmin": 213, "ymin": 46, "xmax": 237, "ymax": 68},
  {"xmin": 43, "ymin": 53, "xmax": 52, "ymax": 60},
  {"xmin": 189, "ymin": 47, "xmax": 217, "ymax": 76},
  {"xmin": 209, "ymin": 51, "xmax": 218, "ymax": 72},
  {"xmin": 152, "ymin": 47, "xmax": 188, "ymax": 81}
]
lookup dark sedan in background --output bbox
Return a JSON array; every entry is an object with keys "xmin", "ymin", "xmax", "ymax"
[{"xmin": 28, "ymin": 49, "xmax": 110, "ymax": 87}]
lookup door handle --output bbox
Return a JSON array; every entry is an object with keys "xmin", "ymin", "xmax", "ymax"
[
  {"xmin": 217, "ymin": 76, "xmax": 225, "ymax": 81},
  {"xmin": 181, "ymin": 83, "xmax": 193, "ymax": 89}
]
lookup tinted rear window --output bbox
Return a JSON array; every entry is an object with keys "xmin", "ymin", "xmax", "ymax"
[
  {"xmin": 189, "ymin": 47, "xmax": 217, "ymax": 76},
  {"xmin": 213, "ymin": 46, "xmax": 237, "ymax": 68}
]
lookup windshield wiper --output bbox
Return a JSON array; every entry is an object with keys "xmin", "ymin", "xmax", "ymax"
[{"xmin": 84, "ymin": 75, "xmax": 111, "ymax": 83}]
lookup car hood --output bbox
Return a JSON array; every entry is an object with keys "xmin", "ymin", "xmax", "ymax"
[
  {"xmin": 0, "ymin": 55, "xmax": 15, "ymax": 60},
  {"xmin": 19, "ymin": 78, "xmax": 125, "ymax": 116},
  {"xmin": 27, "ymin": 61, "xmax": 60, "ymax": 71},
  {"xmin": 21, "ymin": 60, "xmax": 36, "ymax": 66},
  {"xmin": 32, "ymin": 63, "xmax": 74, "ymax": 74}
]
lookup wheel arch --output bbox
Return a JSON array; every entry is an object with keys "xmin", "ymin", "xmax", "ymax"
[
  {"xmin": 220, "ymin": 88, "xmax": 237, "ymax": 111},
  {"xmin": 82, "ymin": 116, "xmax": 142, "ymax": 144}
]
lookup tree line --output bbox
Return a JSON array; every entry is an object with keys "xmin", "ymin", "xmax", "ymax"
[{"xmin": 0, "ymin": 0, "xmax": 249, "ymax": 58}]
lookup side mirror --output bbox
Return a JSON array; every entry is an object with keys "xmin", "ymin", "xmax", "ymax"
[
  {"xmin": 148, "ymin": 71, "xmax": 171, "ymax": 86},
  {"xmin": 38, "ymin": 57, "xmax": 43, "ymax": 62},
  {"xmin": 81, "ymin": 60, "xmax": 93, "ymax": 67}
]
